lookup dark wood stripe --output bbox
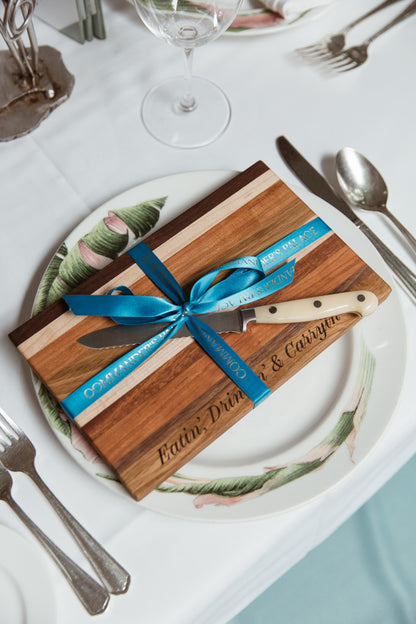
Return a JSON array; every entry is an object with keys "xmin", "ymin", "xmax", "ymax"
[
  {"xmin": 9, "ymin": 162, "xmax": 268, "ymax": 346},
  {"xmin": 144, "ymin": 160, "xmax": 269, "ymax": 250}
]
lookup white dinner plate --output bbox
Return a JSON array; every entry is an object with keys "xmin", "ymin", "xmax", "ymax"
[
  {"xmin": 226, "ymin": 1, "xmax": 329, "ymax": 36},
  {"xmin": 32, "ymin": 170, "xmax": 406, "ymax": 522},
  {"xmin": 0, "ymin": 524, "xmax": 55, "ymax": 623}
]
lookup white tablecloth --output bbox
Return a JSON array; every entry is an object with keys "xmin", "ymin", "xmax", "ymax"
[{"xmin": 1, "ymin": 0, "xmax": 415, "ymax": 622}]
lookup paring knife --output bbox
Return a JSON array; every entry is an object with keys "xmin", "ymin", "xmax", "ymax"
[
  {"xmin": 78, "ymin": 291, "xmax": 378, "ymax": 349},
  {"xmin": 276, "ymin": 136, "xmax": 416, "ymax": 304}
]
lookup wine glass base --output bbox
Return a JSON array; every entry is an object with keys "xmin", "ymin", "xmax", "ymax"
[{"xmin": 141, "ymin": 76, "xmax": 231, "ymax": 149}]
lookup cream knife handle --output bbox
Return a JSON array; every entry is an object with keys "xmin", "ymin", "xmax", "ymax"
[{"xmin": 254, "ymin": 291, "xmax": 378, "ymax": 324}]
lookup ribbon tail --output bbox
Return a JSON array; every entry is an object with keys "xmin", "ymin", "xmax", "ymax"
[
  {"xmin": 128, "ymin": 242, "xmax": 186, "ymax": 305},
  {"xmin": 187, "ymin": 317, "xmax": 270, "ymax": 407}
]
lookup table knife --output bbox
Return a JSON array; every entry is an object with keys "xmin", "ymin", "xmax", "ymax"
[
  {"xmin": 78, "ymin": 291, "xmax": 378, "ymax": 349},
  {"xmin": 276, "ymin": 136, "xmax": 416, "ymax": 303}
]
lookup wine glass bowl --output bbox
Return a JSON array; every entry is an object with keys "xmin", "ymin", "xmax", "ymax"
[
  {"xmin": 133, "ymin": 0, "xmax": 242, "ymax": 148},
  {"xmin": 135, "ymin": 1, "xmax": 235, "ymax": 46}
]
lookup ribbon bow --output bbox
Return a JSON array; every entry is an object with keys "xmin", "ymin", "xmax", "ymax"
[
  {"xmin": 62, "ymin": 243, "xmax": 295, "ymax": 418},
  {"xmin": 62, "ymin": 217, "xmax": 330, "ymax": 421}
]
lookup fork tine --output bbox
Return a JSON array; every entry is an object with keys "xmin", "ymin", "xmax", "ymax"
[
  {"xmin": 310, "ymin": 50, "xmax": 337, "ymax": 60},
  {"xmin": 336, "ymin": 63, "xmax": 359, "ymax": 73},
  {"xmin": 0, "ymin": 429, "xmax": 13, "ymax": 447},
  {"xmin": 300, "ymin": 46, "xmax": 334, "ymax": 58},
  {"xmin": 326, "ymin": 52, "xmax": 356, "ymax": 67},
  {"xmin": 0, "ymin": 419, "xmax": 16, "ymax": 440},
  {"xmin": 296, "ymin": 43, "xmax": 324, "ymax": 53},
  {"xmin": 329, "ymin": 55, "xmax": 356, "ymax": 68},
  {"xmin": 302, "ymin": 48, "xmax": 330, "ymax": 58},
  {"xmin": 0, "ymin": 407, "xmax": 22, "ymax": 436},
  {"xmin": 329, "ymin": 59, "xmax": 356, "ymax": 72},
  {"xmin": 298, "ymin": 47, "xmax": 325, "ymax": 56},
  {"xmin": 323, "ymin": 55, "xmax": 348, "ymax": 68}
]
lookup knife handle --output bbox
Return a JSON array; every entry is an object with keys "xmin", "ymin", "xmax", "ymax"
[{"xmin": 254, "ymin": 291, "xmax": 378, "ymax": 324}]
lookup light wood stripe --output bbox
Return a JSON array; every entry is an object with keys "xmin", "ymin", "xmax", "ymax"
[
  {"xmin": 19, "ymin": 169, "xmax": 278, "ymax": 359},
  {"xmin": 74, "ymin": 337, "xmax": 194, "ymax": 427}
]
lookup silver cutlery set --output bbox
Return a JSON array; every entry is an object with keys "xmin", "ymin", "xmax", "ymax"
[
  {"xmin": 0, "ymin": 407, "xmax": 130, "ymax": 615},
  {"xmin": 277, "ymin": 137, "xmax": 416, "ymax": 304},
  {"xmin": 297, "ymin": 0, "xmax": 416, "ymax": 72}
]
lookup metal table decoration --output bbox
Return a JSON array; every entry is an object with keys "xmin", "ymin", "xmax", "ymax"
[{"xmin": 0, "ymin": 0, "xmax": 74, "ymax": 141}]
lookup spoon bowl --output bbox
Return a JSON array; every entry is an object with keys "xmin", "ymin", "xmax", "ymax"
[
  {"xmin": 336, "ymin": 147, "xmax": 416, "ymax": 254},
  {"xmin": 336, "ymin": 147, "xmax": 388, "ymax": 209}
]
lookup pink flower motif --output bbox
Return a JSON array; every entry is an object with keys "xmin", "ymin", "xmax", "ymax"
[
  {"xmin": 345, "ymin": 429, "xmax": 357, "ymax": 459},
  {"xmin": 70, "ymin": 422, "xmax": 102, "ymax": 463},
  {"xmin": 59, "ymin": 411, "xmax": 101, "ymax": 463},
  {"xmin": 194, "ymin": 490, "xmax": 260, "ymax": 508},
  {"xmin": 78, "ymin": 240, "xmax": 111, "ymax": 270},
  {"xmin": 104, "ymin": 211, "xmax": 134, "ymax": 236},
  {"xmin": 230, "ymin": 12, "xmax": 284, "ymax": 30}
]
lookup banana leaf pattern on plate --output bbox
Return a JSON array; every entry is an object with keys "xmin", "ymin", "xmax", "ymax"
[
  {"xmin": 32, "ymin": 197, "xmax": 166, "ymax": 465},
  {"xmin": 159, "ymin": 341, "xmax": 375, "ymax": 507}
]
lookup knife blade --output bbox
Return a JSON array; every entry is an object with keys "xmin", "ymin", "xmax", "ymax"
[
  {"xmin": 276, "ymin": 136, "xmax": 416, "ymax": 303},
  {"xmin": 77, "ymin": 291, "xmax": 378, "ymax": 349},
  {"xmin": 277, "ymin": 136, "xmax": 362, "ymax": 224}
]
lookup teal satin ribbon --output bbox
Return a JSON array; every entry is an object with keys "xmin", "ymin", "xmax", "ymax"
[{"xmin": 61, "ymin": 217, "xmax": 330, "ymax": 420}]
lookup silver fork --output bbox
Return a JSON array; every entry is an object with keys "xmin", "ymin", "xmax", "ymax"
[
  {"xmin": 325, "ymin": 0, "xmax": 416, "ymax": 72},
  {"xmin": 0, "ymin": 406, "xmax": 130, "ymax": 595},
  {"xmin": 296, "ymin": 0, "xmax": 403, "ymax": 59},
  {"xmin": 0, "ymin": 462, "xmax": 109, "ymax": 614}
]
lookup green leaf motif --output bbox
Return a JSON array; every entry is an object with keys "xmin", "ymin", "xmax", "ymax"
[
  {"xmin": 37, "ymin": 382, "xmax": 71, "ymax": 438},
  {"xmin": 44, "ymin": 197, "xmax": 165, "ymax": 307},
  {"xmin": 32, "ymin": 243, "xmax": 68, "ymax": 317},
  {"xmin": 157, "ymin": 340, "xmax": 376, "ymax": 506},
  {"xmin": 159, "ymin": 460, "xmax": 324, "ymax": 497},
  {"xmin": 112, "ymin": 197, "xmax": 166, "ymax": 239},
  {"xmin": 32, "ymin": 195, "xmax": 166, "ymax": 442}
]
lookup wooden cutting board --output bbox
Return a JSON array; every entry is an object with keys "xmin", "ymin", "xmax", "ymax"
[{"xmin": 9, "ymin": 162, "xmax": 391, "ymax": 500}]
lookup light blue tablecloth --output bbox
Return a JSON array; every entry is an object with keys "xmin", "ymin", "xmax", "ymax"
[{"xmin": 229, "ymin": 453, "xmax": 416, "ymax": 624}]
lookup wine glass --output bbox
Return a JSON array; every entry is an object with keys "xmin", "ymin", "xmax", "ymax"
[{"xmin": 132, "ymin": 0, "xmax": 243, "ymax": 148}]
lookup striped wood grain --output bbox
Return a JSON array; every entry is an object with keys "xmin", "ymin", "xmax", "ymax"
[{"xmin": 9, "ymin": 162, "xmax": 391, "ymax": 500}]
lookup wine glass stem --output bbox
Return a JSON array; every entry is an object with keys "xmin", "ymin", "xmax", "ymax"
[{"xmin": 179, "ymin": 47, "xmax": 196, "ymax": 112}]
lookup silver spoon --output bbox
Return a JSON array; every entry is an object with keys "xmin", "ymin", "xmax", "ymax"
[{"xmin": 336, "ymin": 147, "xmax": 416, "ymax": 254}]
